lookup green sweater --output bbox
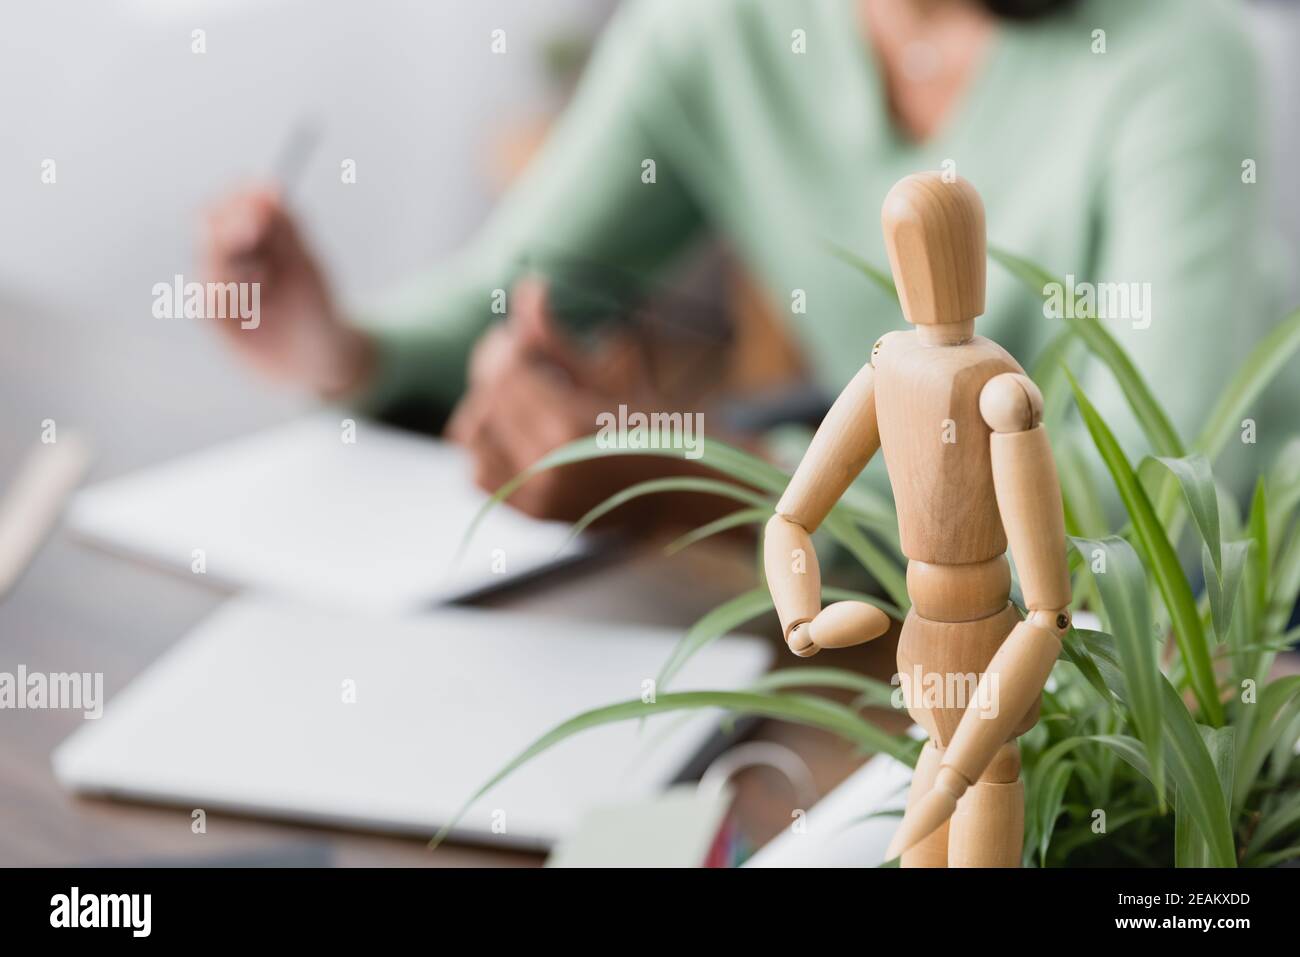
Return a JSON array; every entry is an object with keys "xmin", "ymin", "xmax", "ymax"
[{"xmin": 358, "ymin": 0, "xmax": 1281, "ymax": 473}]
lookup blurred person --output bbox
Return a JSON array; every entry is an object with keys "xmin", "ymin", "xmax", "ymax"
[{"xmin": 203, "ymin": 0, "xmax": 1278, "ymax": 523}]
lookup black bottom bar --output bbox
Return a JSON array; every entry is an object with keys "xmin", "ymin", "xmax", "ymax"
[{"xmin": 0, "ymin": 865, "xmax": 1285, "ymax": 942}]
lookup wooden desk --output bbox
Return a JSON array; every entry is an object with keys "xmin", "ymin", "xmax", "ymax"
[{"xmin": 0, "ymin": 297, "xmax": 898, "ymax": 866}]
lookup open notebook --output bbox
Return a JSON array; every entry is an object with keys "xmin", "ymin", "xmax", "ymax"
[{"xmin": 68, "ymin": 415, "xmax": 582, "ymax": 612}]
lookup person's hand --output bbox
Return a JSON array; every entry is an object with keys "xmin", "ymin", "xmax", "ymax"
[
  {"xmin": 446, "ymin": 278, "xmax": 666, "ymax": 522},
  {"xmin": 201, "ymin": 184, "xmax": 373, "ymax": 397}
]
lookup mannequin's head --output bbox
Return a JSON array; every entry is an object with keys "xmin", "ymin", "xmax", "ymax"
[{"xmin": 881, "ymin": 172, "xmax": 985, "ymax": 329}]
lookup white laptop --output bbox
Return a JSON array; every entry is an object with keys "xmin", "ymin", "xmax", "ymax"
[
  {"xmin": 67, "ymin": 414, "xmax": 583, "ymax": 613},
  {"xmin": 53, "ymin": 598, "xmax": 772, "ymax": 849}
]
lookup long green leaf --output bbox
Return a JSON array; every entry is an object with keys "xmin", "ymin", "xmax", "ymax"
[
  {"xmin": 1233, "ymin": 481, "xmax": 1271, "ymax": 685},
  {"xmin": 664, "ymin": 507, "xmax": 769, "ymax": 556},
  {"xmin": 431, "ymin": 690, "xmax": 915, "ymax": 846},
  {"xmin": 1067, "ymin": 376, "xmax": 1223, "ymax": 725},
  {"xmin": 1269, "ymin": 523, "xmax": 1300, "ymax": 634},
  {"xmin": 1194, "ymin": 306, "xmax": 1300, "ymax": 460},
  {"xmin": 1250, "ymin": 846, "xmax": 1300, "ymax": 868},
  {"xmin": 1266, "ymin": 710, "xmax": 1300, "ymax": 787},
  {"xmin": 657, "ymin": 588, "xmax": 774, "ymax": 690},
  {"xmin": 560, "ymin": 476, "xmax": 771, "ymax": 551},
  {"xmin": 990, "ymin": 246, "xmax": 1184, "ymax": 458},
  {"xmin": 1074, "ymin": 631, "xmax": 1133, "ymax": 706},
  {"xmin": 1160, "ymin": 700, "xmax": 1236, "ymax": 868},
  {"xmin": 1031, "ymin": 760, "xmax": 1074, "ymax": 867},
  {"xmin": 1024, "ymin": 736, "xmax": 1095, "ymax": 866},
  {"xmin": 1077, "ymin": 633, "xmax": 1237, "ymax": 866},
  {"xmin": 1204, "ymin": 540, "xmax": 1250, "ymax": 642},
  {"xmin": 1071, "ymin": 537, "xmax": 1164, "ymax": 803},
  {"xmin": 824, "ymin": 239, "xmax": 898, "ymax": 300},
  {"xmin": 1050, "ymin": 805, "xmax": 1149, "ymax": 860},
  {"xmin": 1090, "ymin": 733, "xmax": 1152, "ymax": 777},
  {"xmin": 822, "ymin": 515, "xmax": 910, "ymax": 611},
  {"xmin": 1029, "ymin": 327, "xmax": 1077, "ymax": 428},
  {"xmin": 1266, "ymin": 439, "xmax": 1300, "ymax": 530},
  {"xmin": 1245, "ymin": 791, "xmax": 1300, "ymax": 859},
  {"xmin": 1234, "ymin": 675, "xmax": 1300, "ymax": 810},
  {"xmin": 455, "ymin": 434, "xmax": 791, "ymax": 565},
  {"xmin": 1175, "ymin": 726, "xmax": 1234, "ymax": 867},
  {"xmin": 1247, "ymin": 480, "xmax": 1270, "ymax": 622},
  {"xmin": 751, "ymin": 666, "xmax": 900, "ymax": 711},
  {"xmin": 1056, "ymin": 444, "xmax": 1108, "ymax": 539},
  {"xmin": 1060, "ymin": 629, "xmax": 1117, "ymax": 708},
  {"xmin": 1148, "ymin": 455, "xmax": 1222, "ymax": 574}
]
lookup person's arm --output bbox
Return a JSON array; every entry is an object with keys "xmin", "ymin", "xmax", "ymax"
[{"xmin": 354, "ymin": 0, "xmax": 711, "ymax": 418}]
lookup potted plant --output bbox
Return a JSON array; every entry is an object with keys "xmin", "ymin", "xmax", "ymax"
[{"xmin": 443, "ymin": 248, "xmax": 1300, "ymax": 867}]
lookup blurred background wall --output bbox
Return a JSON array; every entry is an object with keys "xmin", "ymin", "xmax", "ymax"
[
  {"xmin": 1, "ymin": 0, "xmax": 1296, "ymax": 467},
  {"xmin": 0, "ymin": 0, "xmax": 615, "ymax": 311},
  {"xmin": 0, "ymin": 0, "xmax": 614, "ymax": 469},
  {"xmin": 1247, "ymin": 0, "xmax": 1300, "ymax": 300}
]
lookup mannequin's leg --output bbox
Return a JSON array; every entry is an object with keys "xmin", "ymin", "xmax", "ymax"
[
  {"xmin": 947, "ymin": 741, "xmax": 1023, "ymax": 867},
  {"xmin": 899, "ymin": 740, "xmax": 949, "ymax": 868}
]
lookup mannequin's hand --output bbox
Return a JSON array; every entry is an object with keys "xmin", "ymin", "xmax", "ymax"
[{"xmin": 787, "ymin": 601, "xmax": 892, "ymax": 657}]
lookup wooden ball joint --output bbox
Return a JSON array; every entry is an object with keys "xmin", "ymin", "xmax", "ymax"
[{"xmin": 763, "ymin": 172, "xmax": 1071, "ymax": 867}]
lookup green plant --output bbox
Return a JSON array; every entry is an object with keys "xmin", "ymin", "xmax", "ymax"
[{"xmin": 442, "ymin": 249, "xmax": 1300, "ymax": 867}]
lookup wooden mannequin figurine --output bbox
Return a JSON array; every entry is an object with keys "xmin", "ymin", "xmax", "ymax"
[{"xmin": 763, "ymin": 171, "xmax": 1071, "ymax": 867}]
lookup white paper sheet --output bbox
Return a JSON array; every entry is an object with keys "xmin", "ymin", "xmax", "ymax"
[
  {"xmin": 745, "ymin": 740, "xmax": 918, "ymax": 868},
  {"xmin": 69, "ymin": 414, "xmax": 582, "ymax": 612},
  {"xmin": 53, "ymin": 597, "xmax": 772, "ymax": 849}
]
